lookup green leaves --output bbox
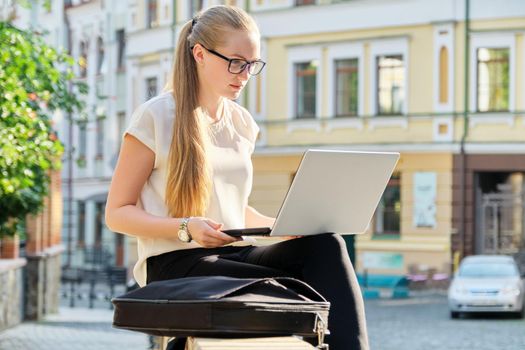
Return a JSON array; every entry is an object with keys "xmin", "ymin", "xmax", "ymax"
[{"xmin": 0, "ymin": 21, "xmax": 86, "ymax": 237}]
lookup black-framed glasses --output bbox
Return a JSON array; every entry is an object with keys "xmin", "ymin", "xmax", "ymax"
[{"xmin": 199, "ymin": 45, "xmax": 266, "ymax": 75}]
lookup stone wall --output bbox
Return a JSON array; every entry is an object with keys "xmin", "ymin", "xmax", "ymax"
[
  {"xmin": 24, "ymin": 256, "xmax": 44, "ymax": 320},
  {"xmin": 0, "ymin": 259, "xmax": 26, "ymax": 331},
  {"xmin": 0, "ymin": 169, "xmax": 63, "ymax": 328},
  {"xmin": 44, "ymin": 249, "xmax": 61, "ymax": 314},
  {"xmin": 25, "ymin": 247, "xmax": 63, "ymax": 320}
]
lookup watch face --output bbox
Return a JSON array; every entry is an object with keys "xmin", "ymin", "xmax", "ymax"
[{"xmin": 178, "ymin": 229, "xmax": 190, "ymax": 242}]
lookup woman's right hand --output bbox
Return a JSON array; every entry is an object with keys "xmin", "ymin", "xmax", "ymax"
[{"xmin": 187, "ymin": 217, "xmax": 240, "ymax": 248}]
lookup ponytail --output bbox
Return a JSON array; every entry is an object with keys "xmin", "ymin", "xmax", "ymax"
[
  {"xmin": 165, "ymin": 20, "xmax": 211, "ymax": 218},
  {"xmin": 165, "ymin": 6, "xmax": 260, "ymax": 218}
]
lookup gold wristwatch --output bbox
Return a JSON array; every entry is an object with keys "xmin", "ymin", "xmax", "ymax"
[{"xmin": 177, "ymin": 217, "xmax": 192, "ymax": 243}]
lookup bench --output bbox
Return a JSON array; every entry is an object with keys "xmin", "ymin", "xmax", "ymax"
[
  {"xmin": 406, "ymin": 265, "xmax": 450, "ymax": 290},
  {"xmin": 83, "ymin": 266, "xmax": 128, "ymax": 308},
  {"xmin": 61, "ymin": 265, "xmax": 128, "ymax": 308},
  {"xmin": 61, "ymin": 267, "xmax": 84, "ymax": 308},
  {"xmin": 155, "ymin": 336, "xmax": 316, "ymax": 350},
  {"xmin": 356, "ymin": 273, "xmax": 409, "ymax": 299},
  {"xmin": 186, "ymin": 336, "xmax": 315, "ymax": 350}
]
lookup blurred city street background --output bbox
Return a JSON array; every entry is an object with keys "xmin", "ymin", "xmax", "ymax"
[{"xmin": 1, "ymin": 0, "xmax": 525, "ymax": 349}]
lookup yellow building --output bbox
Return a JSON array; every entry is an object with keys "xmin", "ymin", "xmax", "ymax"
[
  {"xmin": 242, "ymin": 0, "xmax": 525, "ymax": 276},
  {"xmin": 125, "ymin": 0, "xmax": 525, "ymax": 277}
]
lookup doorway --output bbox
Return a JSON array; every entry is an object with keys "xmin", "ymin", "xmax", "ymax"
[{"xmin": 476, "ymin": 172, "xmax": 524, "ymax": 261}]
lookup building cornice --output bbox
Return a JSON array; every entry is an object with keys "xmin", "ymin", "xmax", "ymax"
[{"xmin": 253, "ymin": 142, "xmax": 525, "ymax": 156}]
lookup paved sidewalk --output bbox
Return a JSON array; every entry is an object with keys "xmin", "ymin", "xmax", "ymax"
[{"xmin": 0, "ymin": 307, "xmax": 150, "ymax": 350}]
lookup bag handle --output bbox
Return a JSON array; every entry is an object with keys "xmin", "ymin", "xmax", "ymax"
[{"xmin": 273, "ymin": 277, "xmax": 328, "ymax": 302}]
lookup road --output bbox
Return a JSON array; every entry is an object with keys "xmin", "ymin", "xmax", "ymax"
[{"xmin": 366, "ymin": 292, "xmax": 525, "ymax": 350}]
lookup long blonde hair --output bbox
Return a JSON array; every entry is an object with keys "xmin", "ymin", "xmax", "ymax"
[{"xmin": 166, "ymin": 5, "xmax": 259, "ymax": 218}]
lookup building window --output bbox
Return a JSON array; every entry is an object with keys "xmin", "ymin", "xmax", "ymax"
[
  {"xmin": 146, "ymin": 77, "xmax": 158, "ymax": 100},
  {"xmin": 295, "ymin": 0, "xmax": 316, "ymax": 5},
  {"xmin": 95, "ymin": 117, "xmax": 104, "ymax": 159},
  {"xmin": 96, "ymin": 36, "xmax": 105, "ymax": 75},
  {"xmin": 164, "ymin": 3, "xmax": 170, "ymax": 19},
  {"xmin": 376, "ymin": 55, "xmax": 405, "ymax": 115},
  {"xmin": 335, "ymin": 58, "xmax": 358, "ymax": 117},
  {"xmin": 439, "ymin": 46, "xmax": 448, "ymax": 104},
  {"xmin": 115, "ymin": 233, "xmax": 124, "ymax": 266},
  {"xmin": 116, "ymin": 29, "xmax": 126, "ymax": 71},
  {"xmin": 117, "ymin": 111, "xmax": 126, "ymax": 150},
  {"xmin": 147, "ymin": 0, "xmax": 158, "ymax": 28},
  {"xmin": 477, "ymin": 48, "xmax": 509, "ymax": 112},
  {"xmin": 190, "ymin": 0, "xmax": 204, "ymax": 15},
  {"xmin": 79, "ymin": 41, "xmax": 88, "ymax": 78},
  {"xmin": 374, "ymin": 174, "xmax": 401, "ymax": 236},
  {"xmin": 77, "ymin": 201, "xmax": 85, "ymax": 248},
  {"xmin": 95, "ymin": 202, "xmax": 104, "ymax": 247},
  {"xmin": 78, "ymin": 122, "xmax": 87, "ymax": 161},
  {"xmin": 294, "ymin": 61, "xmax": 316, "ymax": 119}
]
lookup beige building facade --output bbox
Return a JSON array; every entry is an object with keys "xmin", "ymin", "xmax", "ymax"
[{"xmin": 246, "ymin": 0, "xmax": 525, "ymax": 276}]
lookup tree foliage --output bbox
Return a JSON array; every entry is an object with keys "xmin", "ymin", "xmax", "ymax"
[{"xmin": 0, "ymin": 21, "xmax": 87, "ymax": 237}]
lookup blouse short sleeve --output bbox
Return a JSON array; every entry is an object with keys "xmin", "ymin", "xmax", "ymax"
[
  {"xmin": 232, "ymin": 104, "xmax": 260, "ymax": 153},
  {"xmin": 124, "ymin": 99, "xmax": 164, "ymax": 168}
]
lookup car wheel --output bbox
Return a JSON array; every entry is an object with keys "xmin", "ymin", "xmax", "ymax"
[{"xmin": 450, "ymin": 311, "xmax": 460, "ymax": 319}]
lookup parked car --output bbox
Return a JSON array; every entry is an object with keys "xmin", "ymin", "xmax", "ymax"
[{"xmin": 448, "ymin": 255, "xmax": 525, "ymax": 319}]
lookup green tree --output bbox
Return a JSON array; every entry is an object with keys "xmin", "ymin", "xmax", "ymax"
[{"xmin": 0, "ymin": 21, "xmax": 87, "ymax": 237}]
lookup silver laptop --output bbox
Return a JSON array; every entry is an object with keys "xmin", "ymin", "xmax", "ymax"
[{"xmin": 222, "ymin": 149, "xmax": 400, "ymax": 237}]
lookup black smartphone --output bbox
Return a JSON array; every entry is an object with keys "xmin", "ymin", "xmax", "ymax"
[{"xmin": 222, "ymin": 227, "xmax": 272, "ymax": 237}]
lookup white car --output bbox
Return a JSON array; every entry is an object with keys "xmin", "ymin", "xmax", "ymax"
[{"xmin": 448, "ymin": 255, "xmax": 525, "ymax": 319}]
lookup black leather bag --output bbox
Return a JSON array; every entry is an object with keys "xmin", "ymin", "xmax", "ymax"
[{"xmin": 112, "ymin": 276, "xmax": 330, "ymax": 345}]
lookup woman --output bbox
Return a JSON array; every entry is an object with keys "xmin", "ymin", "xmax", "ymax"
[{"xmin": 105, "ymin": 5, "xmax": 368, "ymax": 350}]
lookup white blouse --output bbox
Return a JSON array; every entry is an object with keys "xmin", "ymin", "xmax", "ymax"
[{"xmin": 124, "ymin": 91, "xmax": 260, "ymax": 286}]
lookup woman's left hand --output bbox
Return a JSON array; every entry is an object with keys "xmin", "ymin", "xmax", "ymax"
[{"xmin": 187, "ymin": 217, "xmax": 242, "ymax": 248}]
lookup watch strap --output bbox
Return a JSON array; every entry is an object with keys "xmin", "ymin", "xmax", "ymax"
[{"xmin": 178, "ymin": 217, "xmax": 192, "ymax": 242}]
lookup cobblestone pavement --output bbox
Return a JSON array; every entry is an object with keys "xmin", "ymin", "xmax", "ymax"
[
  {"xmin": 365, "ymin": 291, "xmax": 525, "ymax": 350},
  {"xmin": 1, "ymin": 291, "xmax": 524, "ymax": 350},
  {"xmin": 0, "ymin": 307, "xmax": 149, "ymax": 350}
]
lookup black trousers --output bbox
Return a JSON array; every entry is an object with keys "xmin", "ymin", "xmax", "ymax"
[{"xmin": 147, "ymin": 233, "xmax": 369, "ymax": 350}]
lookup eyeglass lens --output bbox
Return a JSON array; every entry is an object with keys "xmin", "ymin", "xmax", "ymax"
[{"xmin": 229, "ymin": 60, "xmax": 265, "ymax": 75}]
